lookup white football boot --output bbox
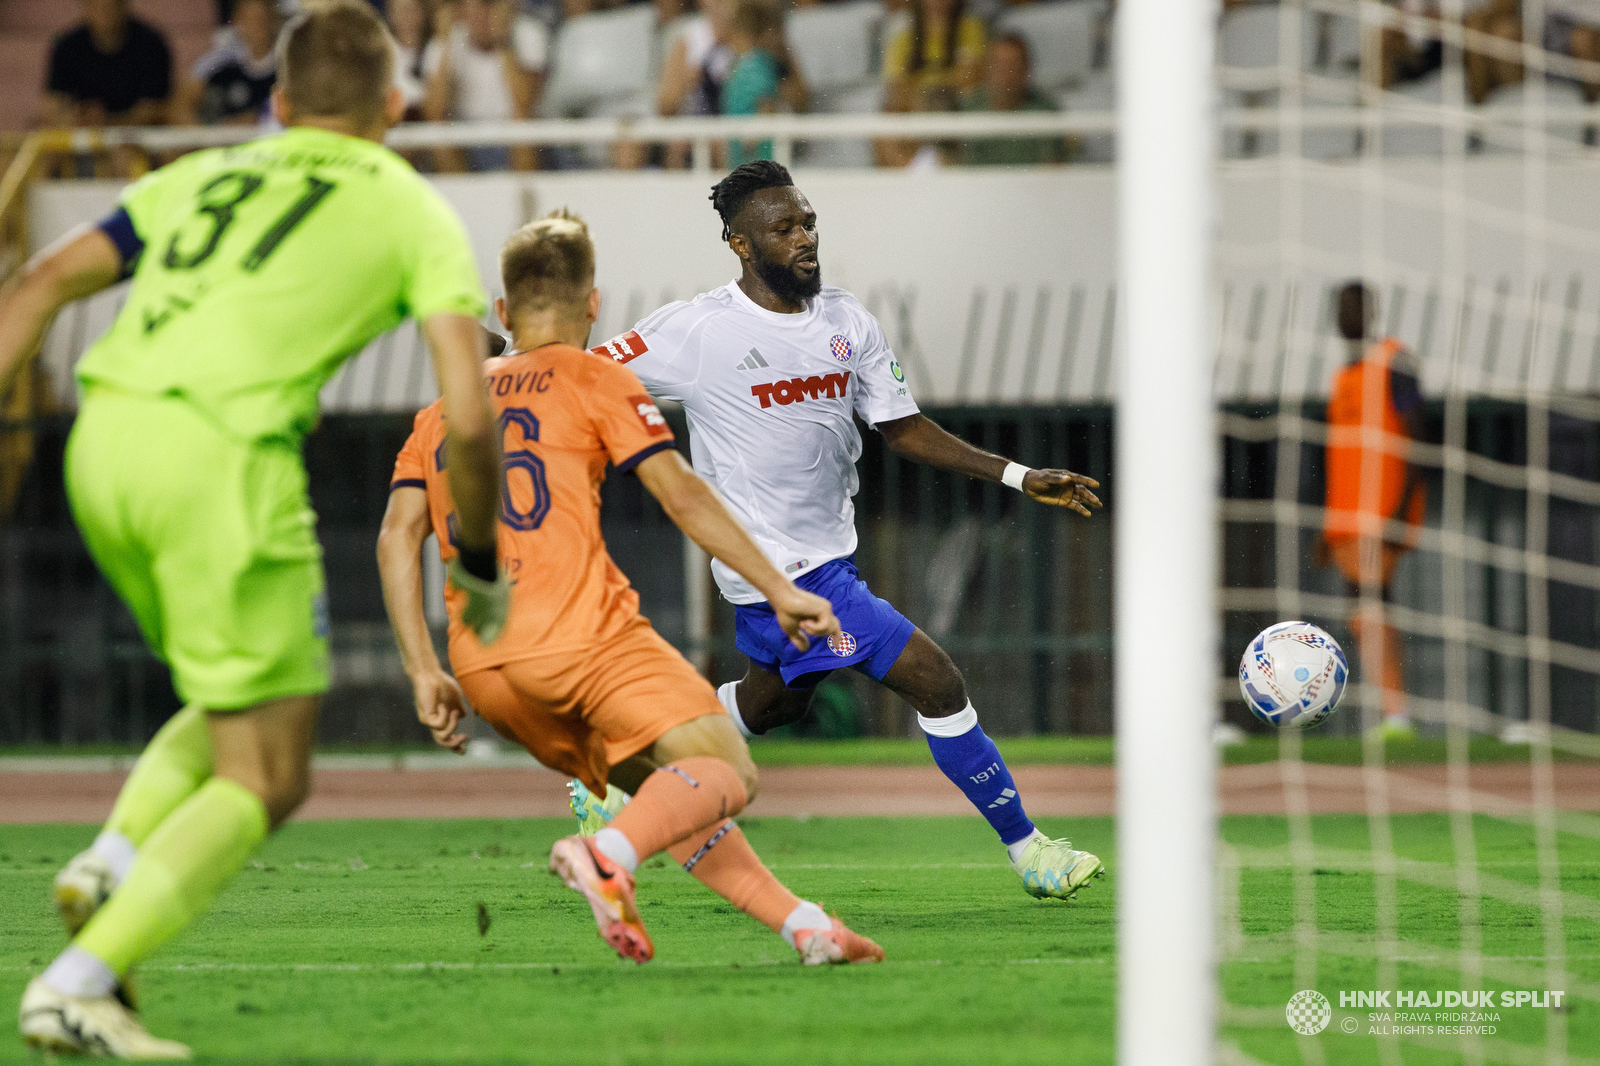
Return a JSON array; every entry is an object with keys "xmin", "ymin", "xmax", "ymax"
[
  {"xmin": 18, "ymin": 977, "xmax": 189, "ymax": 1059},
  {"xmin": 54, "ymin": 849, "xmax": 116, "ymax": 937}
]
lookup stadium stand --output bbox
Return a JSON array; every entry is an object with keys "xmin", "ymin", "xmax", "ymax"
[
  {"xmin": 1379, "ymin": 68, "xmax": 1455, "ymax": 156},
  {"xmin": 1055, "ymin": 69, "xmax": 1112, "ymax": 163},
  {"xmin": 1216, "ymin": 4, "xmax": 1370, "ymax": 160},
  {"xmin": 0, "ymin": 0, "xmax": 218, "ymax": 130},
  {"xmin": 7, "ymin": 0, "xmax": 1592, "ymax": 167},
  {"xmin": 787, "ymin": 0, "xmax": 883, "ymax": 113},
  {"xmin": 1217, "ymin": 2, "xmax": 1318, "ymax": 81},
  {"xmin": 0, "ymin": 37, "xmax": 49, "ymax": 132},
  {"xmin": 787, "ymin": 0, "xmax": 884, "ymax": 166},
  {"xmin": 996, "ymin": 0, "xmax": 1103, "ymax": 93},
  {"xmin": 1477, "ymin": 76, "xmax": 1591, "ymax": 152},
  {"xmin": 540, "ymin": 4, "xmax": 658, "ymax": 119},
  {"xmin": 1319, "ymin": 8, "xmax": 1361, "ymax": 78}
]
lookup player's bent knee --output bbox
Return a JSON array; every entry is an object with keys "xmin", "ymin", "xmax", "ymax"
[
  {"xmin": 932, "ymin": 677, "xmax": 968, "ymax": 716},
  {"xmin": 913, "ymin": 667, "xmax": 968, "ymax": 718},
  {"xmin": 651, "ymin": 714, "xmax": 760, "ymax": 805}
]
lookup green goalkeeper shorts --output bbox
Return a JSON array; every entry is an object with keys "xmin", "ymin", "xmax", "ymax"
[{"xmin": 65, "ymin": 389, "xmax": 330, "ymax": 710}]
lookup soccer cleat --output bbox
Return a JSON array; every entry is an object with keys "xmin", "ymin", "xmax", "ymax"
[
  {"xmin": 547, "ymin": 835, "xmax": 654, "ymax": 963},
  {"xmin": 1012, "ymin": 836, "xmax": 1105, "ymax": 901},
  {"xmin": 567, "ymin": 780, "xmax": 627, "ymax": 836},
  {"xmin": 793, "ymin": 916, "xmax": 885, "ymax": 966},
  {"xmin": 18, "ymin": 977, "xmax": 190, "ymax": 1060},
  {"xmin": 54, "ymin": 849, "xmax": 115, "ymax": 937}
]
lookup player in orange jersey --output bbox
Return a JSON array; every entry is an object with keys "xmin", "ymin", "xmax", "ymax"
[
  {"xmin": 376, "ymin": 210, "xmax": 884, "ymax": 966},
  {"xmin": 1317, "ymin": 281, "xmax": 1425, "ymax": 738}
]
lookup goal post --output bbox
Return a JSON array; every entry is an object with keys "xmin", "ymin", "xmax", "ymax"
[{"xmin": 1115, "ymin": 1, "xmax": 1220, "ymax": 1064}]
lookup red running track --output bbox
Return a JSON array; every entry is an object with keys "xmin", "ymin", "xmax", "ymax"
[{"xmin": 3, "ymin": 761, "xmax": 1597, "ymax": 824}]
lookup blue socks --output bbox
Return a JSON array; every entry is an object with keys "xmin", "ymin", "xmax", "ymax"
[{"xmin": 918, "ymin": 704, "xmax": 1036, "ymax": 846}]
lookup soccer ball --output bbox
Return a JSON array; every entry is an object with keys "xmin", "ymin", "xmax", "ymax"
[{"xmin": 1238, "ymin": 621, "xmax": 1348, "ymax": 729}]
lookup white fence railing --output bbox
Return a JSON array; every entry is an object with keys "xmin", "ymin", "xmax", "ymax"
[{"xmin": 37, "ymin": 100, "xmax": 1600, "ymax": 170}]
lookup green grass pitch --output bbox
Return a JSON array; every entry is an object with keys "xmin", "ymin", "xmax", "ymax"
[{"xmin": 0, "ymin": 814, "xmax": 1594, "ymax": 1064}]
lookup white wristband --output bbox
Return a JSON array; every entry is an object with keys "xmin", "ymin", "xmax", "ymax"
[{"xmin": 1001, "ymin": 462, "xmax": 1030, "ymax": 491}]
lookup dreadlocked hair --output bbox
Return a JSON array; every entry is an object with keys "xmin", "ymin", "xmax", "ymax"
[{"xmin": 709, "ymin": 160, "xmax": 795, "ymax": 241}]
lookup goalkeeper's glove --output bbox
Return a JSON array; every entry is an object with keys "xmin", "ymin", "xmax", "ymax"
[{"xmin": 447, "ymin": 558, "xmax": 510, "ymax": 644}]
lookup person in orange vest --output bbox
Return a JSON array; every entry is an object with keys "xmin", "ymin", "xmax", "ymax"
[{"xmin": 1316, "ymin": 281, "xmax": 1425, "ymax": 738}]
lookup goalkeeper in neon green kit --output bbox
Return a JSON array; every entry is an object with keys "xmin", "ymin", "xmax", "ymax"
[{"xmin": 0, "ymin": 3, "xmax": 507, "ymax": 1057}]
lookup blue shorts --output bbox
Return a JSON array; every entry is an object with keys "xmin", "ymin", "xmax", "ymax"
[{"xmin": 733, "ymin": 556, "xmax": 916, "ymax": 689}]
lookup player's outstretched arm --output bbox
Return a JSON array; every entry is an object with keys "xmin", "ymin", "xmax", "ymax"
[
  {"xmin": 876, "ymin": 412, "xmax": 1103, "ymax": 517},
  {"xmin": 422, "ymin": 313, "xmax": 509, "ymax": 642},
  {"xmin": 635, "ymin": 449, "xmax": 841, "ymax": 650},
  {"xmin": 376, "ymin": 485, "xmax": 469, "ymax": 753},
  {"xmin": 0, "ymin": 225, "xmax": 123, "ymax": 398}
]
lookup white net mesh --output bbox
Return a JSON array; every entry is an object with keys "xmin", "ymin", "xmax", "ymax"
[{"xmin": 1212, "ymin": 2, "xmax": 1598, "ymax": 1062}]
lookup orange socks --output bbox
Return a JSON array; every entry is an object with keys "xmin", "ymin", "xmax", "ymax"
[
  {"xmin": 591, "ymin": 757, "xmax": 828, "ymax": 949},
  {"xmin": 604, "ymin": 757, "xmax": 749, "ymax": 864},
  {"xmin": 668, "ymin": 821, "xmax": 801, "ymax": 935}
]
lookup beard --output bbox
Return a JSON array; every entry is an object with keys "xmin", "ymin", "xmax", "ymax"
[{"xmin": 752, "ymin": 248, "xmax": 822, "ymax": 301}]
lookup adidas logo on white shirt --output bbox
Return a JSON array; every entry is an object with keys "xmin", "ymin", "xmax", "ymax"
[{"xmin": 735, "ymin": 348, "xmax": 770, "ymax": 371}]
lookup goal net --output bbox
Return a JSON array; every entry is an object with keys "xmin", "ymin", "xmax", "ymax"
[{"xmin": 1199, "ymin": 1, "xmax": 1600, "ymax": 1063}]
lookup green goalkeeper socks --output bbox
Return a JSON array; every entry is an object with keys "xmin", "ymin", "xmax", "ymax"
[
  {"xmin": 76, "ymin": 777, "xmax": 268, "ymax": 977},
  {"xmin": 105, "ymin": 703, "xmax": 213, "ymax": 847}
]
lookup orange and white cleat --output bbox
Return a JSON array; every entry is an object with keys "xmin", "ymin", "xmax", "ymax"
[
  {"xmin": 793, "ymin": 916, "xmax": 885, "ymax": 966},
  {"xmin": 547, "ymin": 835, "xmax": 654, "ymax": 963}
]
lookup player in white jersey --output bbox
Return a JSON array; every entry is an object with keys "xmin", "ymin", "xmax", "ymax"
[{"xmin": 579, "ymin": 161, "xmax": 1104, "ymax": 901}]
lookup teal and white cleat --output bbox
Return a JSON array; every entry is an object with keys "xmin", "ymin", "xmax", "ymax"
[
  {"xmin": 567, "ymin": 780, "xmax": 627, "ymax": 836},
  {"xmin": 1011, "ymin": 836, "xmax": 1105, "ymax": 901}
]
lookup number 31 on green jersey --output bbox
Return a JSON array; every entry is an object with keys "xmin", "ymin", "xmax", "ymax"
[{"xmin": 163, "ymin": 171, "xmax": 337, "ymax": 273}]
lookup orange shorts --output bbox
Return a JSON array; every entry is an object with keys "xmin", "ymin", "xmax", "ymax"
[{"xmin": 456, "ymin": 617, "xmax": 723, "ymax": 794}]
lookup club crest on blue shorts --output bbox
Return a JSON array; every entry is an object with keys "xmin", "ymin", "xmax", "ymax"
[{"xmin": 734, "ymin": 557, "xmax": 913, "ymax": 688}]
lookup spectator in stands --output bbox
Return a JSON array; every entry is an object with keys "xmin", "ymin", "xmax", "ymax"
[
  {"xmin": 722, "ymin": 0, "xmax": 784, "ymax": 166},
  {"xmin": 882, "ymin": 0, "xmax": 986, "ymax": 113},
  {"xmin": 389, "ymin": 0, "xmax": 434, "ymax": 117},
  {"xmin": 656, "ymin": 0, "xmax": 733, "ymax": 170},
  {"xmin": 656, "ymin": 0, "xmax": 802, "ymax": 168},
  {"xmin": 175, "ymin": 0, "xmax": 280, "ymax": 126},
  {"xmin": 424, "ymin": 0, "xmax": 549, "ymax": 171},
  {"xmin": 766, "ymin": 3, "xmax": 810, "ymax": 115},
  {"xmin": 1548, "ymin": 2, "xmax": 1600, "ymax": 100},
  {"xmin": 961, "ymin": 34, "xmax": 1069, "ymax": 166},
  {"xmin": 1377, "ymin": 0, "xmax": 1524, "ymax": 103},
  {"xmin": 1373, "ymin": 1, "xmax": 1443, "ymax": 90},
  {"xmin": 1461, "ymin": 0, "xmax": 1523, "ymax": 103},
  {"xmin": 658, "ymin": 0, "xmax": 734, "ymax": 125},
  {"xmin": 43, "ymin": 0, "xmax": 173, "ymax": 129},
  {"xmin": 670, "ymin": 0, "xmax": 804, "ymax": 116}
]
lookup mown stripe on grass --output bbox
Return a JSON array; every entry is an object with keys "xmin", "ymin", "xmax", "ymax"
[
  {"xmin": 1229, "ymin": 846, "xmax": 1600, "ymax": 925},
  {"xmin": 1225, "ymin": 933, "xmax": 1600, "ymax": 1002}
]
